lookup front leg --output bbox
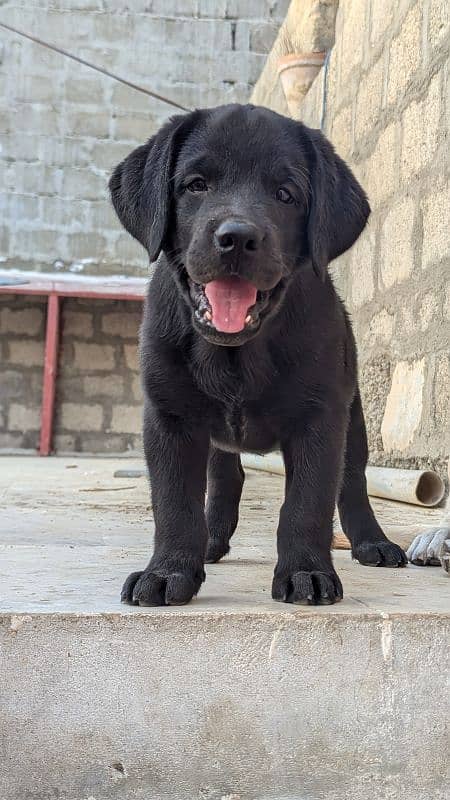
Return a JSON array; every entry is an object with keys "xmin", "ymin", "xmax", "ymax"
[
  {"xmin": 273, "ymin": 410, "xmax": 347, "ymax": 605},
  {"xmin": 205, "ymin": 448, "xmax": 245, "ymax": 563},
  {"xmin": 122, "ymin": 402, "xmax": 209, "ymax": 606}
]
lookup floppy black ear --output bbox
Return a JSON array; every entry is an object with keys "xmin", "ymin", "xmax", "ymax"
[
  {"xmin": 305, "ymin": 127, "xmax": 370, "ymax": 280},
  {"xmin": 109, "ymin": 112, "xmax": 194, "ymax": 261}
]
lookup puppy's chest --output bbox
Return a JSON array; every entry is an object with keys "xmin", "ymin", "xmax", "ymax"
[
  {"xmin": 224, "ymin": 402, "xmax": 248, "ymax": 444},
  {"xmin": 211, "ymin": 399, "xmax": 278, "ymax": 453},
  {"xmin": 192, "ymin": 345, "xmax": 280, "ymax": 451}
]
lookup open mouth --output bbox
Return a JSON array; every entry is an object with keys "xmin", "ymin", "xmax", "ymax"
[{"xmin": 187, "ymin": 275, "xmax": 279, "ymax": 341}]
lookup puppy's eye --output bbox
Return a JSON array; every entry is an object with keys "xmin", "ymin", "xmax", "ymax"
[
  {"xmin": 276, "ymin": 187, "xmax": 294, "ymax": 204},
  {"xmin": 186, "ymin": 178, "xmax": 208, "ymax": 193}
]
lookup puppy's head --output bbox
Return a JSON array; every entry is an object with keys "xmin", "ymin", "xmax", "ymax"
[{"xmin": 110, "ymin": 104, "xmax": 369, "ymax": 346}]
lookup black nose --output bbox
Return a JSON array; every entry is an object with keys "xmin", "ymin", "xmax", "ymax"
[{"xmin": 214, "ymin": 220, "xmax": 263, "ymax": 254}]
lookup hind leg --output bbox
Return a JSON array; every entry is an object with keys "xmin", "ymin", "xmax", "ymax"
[
  {"xmin": 338, "ymin": 390, "xmax": 407, "ymax": 567},
  {"xmin": 205, "ymin": 447, "xmax": 245, "ymax": 563}
]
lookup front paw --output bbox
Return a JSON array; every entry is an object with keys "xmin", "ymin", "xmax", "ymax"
[
  {"xmin": 272, "ymin": 562, "xmax": 343, "ymax": 605},
  {"xmin": 205, "ymin": 536, "xmax": 230, "ymax": 563},
  {"xmin": 353, "ymin": 539, "xmax": 407, "ymax": 567},
  {"xmin": 121, "ymin": 559, "xmax": 205, "ymax": 606}
]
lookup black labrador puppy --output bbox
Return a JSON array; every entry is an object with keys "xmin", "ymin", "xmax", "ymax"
[{"xmin": 110, "ymin": 104, "xmax": 406, "ymax": 607}]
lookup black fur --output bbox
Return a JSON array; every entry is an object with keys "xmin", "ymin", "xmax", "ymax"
[{"xmin": 110, "ymin": 104, "xmax": 406, "ymax": 607}]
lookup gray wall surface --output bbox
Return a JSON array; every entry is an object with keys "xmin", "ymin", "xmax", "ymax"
[
  {"xmin": 0, "ymin": 0, "xmax": 290, "ymax": 276},
  {"xmin": 252, "ymin": 0, "xmax": 450, "ymax": 478}
]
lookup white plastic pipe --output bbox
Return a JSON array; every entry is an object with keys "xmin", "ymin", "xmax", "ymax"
[
  {"xmin": 242, "ymin": 454, "xmax": 445, "ymax": 508},
  {"xmin": 365, "ymin": 466, "xmax": 445, "ymax": 507}
]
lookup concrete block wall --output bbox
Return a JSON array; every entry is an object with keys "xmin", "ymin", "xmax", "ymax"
[
  {"xmin": 254, "ymin": 0, "xmax": 450, "ymax": 478},
  {"xmin": 0, "ymin": 0, "xmax": 290, "ymax": 453},
  {"xmin": 0, "ymin": 294, "xmax": 143, "ymax": 453},
  {"xmin": 0, "ymin": 0, "xmax": 290, "ymax": 277}
]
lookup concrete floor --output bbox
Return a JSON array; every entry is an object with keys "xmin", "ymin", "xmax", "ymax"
[
  {"xmin": 1, "ymin": 455, "xmax": 449, "ymax": 615},
  {"xmin": 1, "ymin": 456, "xmax": 449, "ymax": 800}
]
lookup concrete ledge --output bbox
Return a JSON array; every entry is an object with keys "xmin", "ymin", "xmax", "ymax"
[
  {"xmin": 2, "ymin": 611, "xmax": 449, "ymax": 800},
  {"xmin": 1, "ymin": 457, "xmax": 449, "ymax": 799}
]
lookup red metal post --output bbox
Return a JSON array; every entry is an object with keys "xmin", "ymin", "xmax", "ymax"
[{"xmin": 39, "ymin": 293, "xmax": 60, "ymax": 456}]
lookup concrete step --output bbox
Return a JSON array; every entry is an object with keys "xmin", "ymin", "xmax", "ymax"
[{"xmin": 1, "ymin": 457, "xmax": 449, "ymax": 800}]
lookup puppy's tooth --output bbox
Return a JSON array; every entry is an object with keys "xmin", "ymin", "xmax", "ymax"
[
  {"xmin": 245, "ymin": 314, "xmax": 252, "ymax": 324},
  {"xmin": 204, "ymin": 311, "xmax": 212, "ymax": 321}
]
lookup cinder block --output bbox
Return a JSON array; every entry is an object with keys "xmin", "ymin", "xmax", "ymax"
[
  {"xmin": 401, "ymin": 72, "xmax": 442, "ymax": 183},
  {"xmin": 380, "ymin": 195, "xmax": 415, "ymax": 288},
  {"xmin": 0, "ymin": 370, "xmax": 26, "ymax": 399},
  {"xmin": 12, "ymin": 229, "xmax": 61, "ymax": 260},
  {"xmin": 92, "ymin": 13, "xmax": 136, "ymax": 43},
  {"xmin": 349, "ymin": 228, "xmax": 375, "ymax": 309},
  {"xmin": 432, "ymin": 352, "xmax": 450, "ymax": 438},
  {"xmin": 123, "ymin": 343, "xmax": 139, "ymax": 371},
  {"xmin": 444, "ymin": 284, "xmax": 450, "ymax": 320},
  {"xmin": 339, "ymin": 0, "xmax": 366, "ymax": 87},
  {"xmin": 419, "ymin": 292, "xmax": 439, "ymax": 331},
  {"xmin": 14, "ymin": 75, "xmax": 56, "ymax": 105},
  {"xmin": 113, "ymin": 114, "xmax": 156, "ymax": 143},
  {"xmin": 89, "ymin": 142, "xmax": 133, "ymax": 173},
  {"xmin": 63, "ymin": 310, "xmax": 94, "ymax": 339},
  {"xmin": 65, "ymin": 78, "xmax": 105, "ymax": 105},
  {"xmin": 131, "ymin": 374, "xmax": 143, "ymax": 402},
  {"xmin": 113, "ymin": 233, "xmax": 146, "ymax": 265},
  {"xmin": 1, "ymin": 307, "xmax": 43, "ymax": 336},
  {"xmin": 8, "ymin": 339, "xmax": 44, "ymax": 367},
  {"xmin": 37, "ymin": 136, "xmax": 70, "ymax": 168},
  {"xmin": 151, "ymin": 0, "xmax": 199, "ymax": 16},
  {"xmin": 84, "ymin": 200, "xmax": 119, "ymax": 231},
  {"xmin": 84, "ymin": 374, "xmax": 125, "ymax": 400},
  {"xmin": 0, "ymin": 431, "xmax": 26, "ymax": 449},
  {"xmin": 110, "ymin": 83, "xmax": 155, "ymax": 114},
  {"xmin": 0, "ymin": 132, "xmax": 37, "ymax": 163},
  {"xmin": 428, "ymin": 0, "xmax": 450, "ymax": 51},
  {"xmin": 109, "ymin": 405, "xmax": 142, "ymax": 434},
  {"xmin": 8, "ymin": 163, "xmax": 63, "ymax": 196},
  {"xmin": 73, "ymin": 343, "xmax": 115, "ymax": 371},
  {"xmin": 79, "ymin": 433, "xmax": 128, "ymax": 453},
  {"xmin": 39, "ymin": 196, "xmax": 67, "ymax": 228},
  {"xmin": 330, "ymin": 105, "xmax": 353, "ymax": 159},
  {"xmin": 198, "ymin": 0, "xmax": 227, "ymax": 18},
  {"xmin": 355, "ymin": 56, "xmax": 384, "ymax": 141},
  {"xmin": 0, "ymin": 224, "xmax": 9, "ymax": 252},
  {"xmin": 381, "ymin": 359, "xmax": 425, "ymax": 452},
  {"xmin": 226, "ymin": 0, "xmax": 288, "ymax": 20},
  {"xmin": 62, "ymin": 168, "xmax": 107, "ymax": 201},
  {"xmin": 66, "ymin": 111, "xmax": 111, "ymax": 140},
  {"xmin": 370, "ymin": 0, "xmax": 394, "ymax": 45},
  {"xmin": 387, "ymin": 2, "xmax": 422, "ymax": 105},
  {"xmin": 8, "ymin": 195, "xmax": 40, "ymax": 225},
  {"xmin": 363, "ymin": 308, "xmax": 395, "ymax": 348},
  {"xmin": 0, "ymin": 110, "xmax": 11, "ymax": 134},
  {"xmin": 13, "ymin": 105, "xmax": 61, "ymax": 137},
  {"xmin": 8, "ymin": 403, "xmax": 40, "ymax": 431},
  {"xmin": 60, "ymin": 403, "xmax": 103, "ymax": 432},
  {"xmin": 65, "ymin": 232, "xmax": 108, "ymax": 259},
  {"xmin": 249, "ymin": 22, "xmax": 279, "ymax": 54},
  {"xmin": 101, "ymin": 311, "xmax": 140, "ymax": 339},
  {"xmin": 364, "ymin": 121, "xmax": 399, "ymax": 208},
  {"xmin": 421, "ymin": 181, "xmax": 450, "ymax": 269},
  {"xmin": 53, "ymin": 434, "xmax": 78, "ymax": 452}
]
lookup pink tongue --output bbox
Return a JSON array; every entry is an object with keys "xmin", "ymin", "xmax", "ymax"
[{"xmin": 204, "ymin": 277, "xmax": 257, "ymax": 334}]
